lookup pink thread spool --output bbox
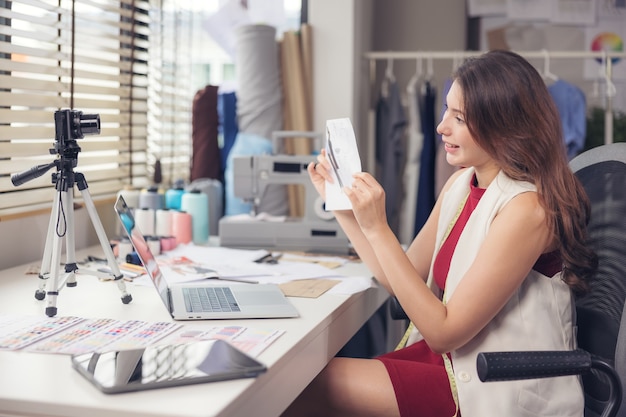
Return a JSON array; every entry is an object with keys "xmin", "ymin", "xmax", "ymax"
[{"xmin": 171, "ymin": 211, "xmax": 192, "ymax": 245}]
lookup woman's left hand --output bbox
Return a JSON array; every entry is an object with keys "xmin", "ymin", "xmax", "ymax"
[{"xmin": 344, "ymin": 172, "xmax": 388, "ymax": 234}]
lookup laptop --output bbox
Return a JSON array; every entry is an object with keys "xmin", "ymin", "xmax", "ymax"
[{"xmin": 114, "ymin": 195, "xmax": 299, "ymax": 320}]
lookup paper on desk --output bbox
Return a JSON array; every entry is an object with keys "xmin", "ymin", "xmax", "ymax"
[
  {"xmin": 279, "ymin": 279, "xmax": 341, "ymax": 298},
  {"xmin": 221, "ymin": 212, "xmax": 287, "ymax": 223},
  {"xmin": 167, "ymin": 325, "xmax": 285, "ymax": 358},
  {"xmin": 327, "ymin": 276, "xmax": 376, "ymax": 295},
  {"xmin": 324, "ymin": 118, "xmax": 362, "ymax": 211},
  {"xmin": 135, "ymin": 244, "xmax": 347, "ymax": 284}
]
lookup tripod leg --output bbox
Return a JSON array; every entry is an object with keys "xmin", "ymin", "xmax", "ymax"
[
  {"xmin": 36, "ymin": 192, "xmax": 60, "ymax": 300},
  {"xmin": 45, "ymin": 190, "xmax": 72, "ymax": 317},
  {"xmin": 63, "ymin": 190, "xmax": 78, "ymax": 288},
  {"xmin": 77, "ymin": 180, "xmax": 132, "ymax": 304}
]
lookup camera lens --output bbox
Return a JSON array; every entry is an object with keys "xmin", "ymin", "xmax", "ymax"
[{"xmin": 74, "ymin": 113, "xmax": 100, "ymax": 138}]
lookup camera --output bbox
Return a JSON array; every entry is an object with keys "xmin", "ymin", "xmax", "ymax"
[{"xmin": 52, "ymin": 109, "xmax": 101, "ymax": 158}]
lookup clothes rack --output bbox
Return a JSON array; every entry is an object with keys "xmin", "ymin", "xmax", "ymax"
[{"xmin": 364, "ymin": 50, "xmax": 626, "ymax": 145}]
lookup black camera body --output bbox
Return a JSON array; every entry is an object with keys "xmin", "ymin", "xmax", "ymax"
[
  {"xmin": 51, "ymin": 109, "xmax": 101, "ymax": 160},
  {"xmin": 11, "ymin": 109, "xmax": 102, "ymax": 187}
]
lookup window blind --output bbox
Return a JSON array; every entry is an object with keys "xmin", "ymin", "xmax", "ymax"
[
  {"xmin": 0, "ymin": 0, "xmax": 152, "ymax": 218},
  {"xmin": 147, "ymin": 0, "xmax": 193, "ymax": 187}
]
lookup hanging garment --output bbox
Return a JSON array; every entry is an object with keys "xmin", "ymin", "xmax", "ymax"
[
  {"xmin": 218, "ymin": 91, "xmax": 238, "ymax": 183},
  {"xmin": 376, "ymin": 80, "xmax": 407, "ymax": 236},
  {"xmin": 414, "ymin": 80, "xmax": 437, "ymax": 235},
  {"xmin": 398, "ymin": 76, "xmax": 424, "ymax": 245},
  {"xmin": 548, "ymin": 79, "xmax": 587, "ymax": 160},
  {"xmin": 190, "ymin": 85, "xmax": 220, "ymax": 182},
  {"xmin": 435, "ymin": 78, "xmax": 457, "ymax": 195}
]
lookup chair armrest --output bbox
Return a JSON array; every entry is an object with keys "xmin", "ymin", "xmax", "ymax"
[{"xmin": 477, "ymin": 349, "xmax": 622, "ymax": 417}]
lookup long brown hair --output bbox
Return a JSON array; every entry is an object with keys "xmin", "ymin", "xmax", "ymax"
[{"xmin": 454, "ymin": 50, "xmax": 597, "ymax": 294}]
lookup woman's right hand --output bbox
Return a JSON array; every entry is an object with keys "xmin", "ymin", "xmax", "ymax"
[{"xmin": 307, "ymin": 148, "xmax": 334, "ymax": 201}]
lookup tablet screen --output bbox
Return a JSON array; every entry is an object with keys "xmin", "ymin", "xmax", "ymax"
[{"xmin": 71, "ymin": 339, "xmax": 266, "ymax": 394}]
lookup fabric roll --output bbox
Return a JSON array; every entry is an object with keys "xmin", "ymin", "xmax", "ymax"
[
  {"xmin": 235, "ymin": 24, "xmax": 283, "ymax": 140},
  {"xmin": 218, "ymin": 91, "xmax": 238, "ymax": 181},
  {"xmin": 191, "ymin": 85, "xmax": 220, "ymax": 181},
  {"xmin": 227, "ymin": 24, "xmax": 287, "ymax": 216}
]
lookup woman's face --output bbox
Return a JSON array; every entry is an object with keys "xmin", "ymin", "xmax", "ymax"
[{"xmin": 437, "ymin": 81, "xmax": 492, "ymax": 170}]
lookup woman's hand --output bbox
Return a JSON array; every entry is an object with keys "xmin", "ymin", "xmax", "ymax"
[
  {"xmin": 307, "ymin": 148, "xmax": 333, "ymax": 201},
  {"xmin": 344, "ymin": 172, "xmax": 388, "ymax": 234}
]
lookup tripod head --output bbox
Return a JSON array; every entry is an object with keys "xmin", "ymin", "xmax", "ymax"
[{"xmin": 11, "ymin": 109, "xmax": 101, "ymax": 187}]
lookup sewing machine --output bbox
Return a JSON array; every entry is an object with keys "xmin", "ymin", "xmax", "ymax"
[{"xmin": 219, "ymin": 133, "xmax": 351, "ymax": 254}]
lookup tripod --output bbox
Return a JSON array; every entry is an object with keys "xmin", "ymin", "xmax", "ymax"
[
  {"xmin": 36, "ymin": 165, "xmax": 133, "ymax": 317},
  {"xmin": 12, "ymin": 109, "xmax": 132, "ymax": 317}
]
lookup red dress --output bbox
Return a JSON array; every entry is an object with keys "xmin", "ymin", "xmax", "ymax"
[{"xmin": 376, "ymin": 179, "xmax": 561, "ymax": 417}]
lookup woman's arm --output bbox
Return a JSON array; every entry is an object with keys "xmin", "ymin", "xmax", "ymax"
[
  {"xmin": 346, "ymin": 171, "xmax": 553, "ymax": 354},
  {"xmin": 307, "ymin": 150, "xmax": 441, "ymax": 294}
]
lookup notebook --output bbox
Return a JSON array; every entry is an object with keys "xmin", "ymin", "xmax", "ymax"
[{"xmin": 114, "ymin": 195, "xmax": 299, "ymax": 320}]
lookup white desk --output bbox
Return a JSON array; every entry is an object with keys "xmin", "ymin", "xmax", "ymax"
[{"xmin": 0, "ymin": 247, "xmax": 389, "ymax": 417}]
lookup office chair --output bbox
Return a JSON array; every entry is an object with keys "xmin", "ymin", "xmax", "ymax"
[{"xmin": 478, "ymin": 142, "xmax": 626, "ymax": 417}]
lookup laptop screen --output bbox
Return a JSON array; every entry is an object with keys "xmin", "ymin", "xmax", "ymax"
[{"xmin": 114, "ymin": 195, "xmax": 170, "ymax": 309}]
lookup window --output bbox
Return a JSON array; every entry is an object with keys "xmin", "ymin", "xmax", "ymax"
[
  {"xmin": 147, "ymin": 0, "xmax": 194, "ymax": 187},
  {"xmin": 0, "ymin": 0, "xmax": 303, "ymax": 219},
  {"xmin": 0, "ymin": 0, "xmax": 153, "ymax": 218},
  {"xmin": 0, "ymin": 0, "xmax": 196, "ymax": 219}
]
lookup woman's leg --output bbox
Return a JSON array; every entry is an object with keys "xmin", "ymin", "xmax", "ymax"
[{"xmin": 281, "ymin": 356, "xmax": 400, "ymax": 417}]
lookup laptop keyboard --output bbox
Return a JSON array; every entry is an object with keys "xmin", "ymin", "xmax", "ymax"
[{"xmin": 182, "ymin": 287, "xmax": 241, "ymax": 313}]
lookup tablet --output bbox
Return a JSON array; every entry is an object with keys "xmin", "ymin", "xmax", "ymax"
[{"xmin": 71, "ymin": 339, "xmax": 266, "ymax": 394}]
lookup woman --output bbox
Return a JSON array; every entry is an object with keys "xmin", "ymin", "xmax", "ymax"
[{"xmin": 282, "ymin": 50, "xmax": 597, "ymax": 417}]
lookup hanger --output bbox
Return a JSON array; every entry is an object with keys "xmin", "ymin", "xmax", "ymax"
[
  {"xmin": 407, "ymin": 57, "xmax": 423, "ymax": 93},
  {"xmin": 426, "ymin": 57, "xmax": 434, "ymax": 81},
  {"xmin": 601, "ymin": 50, "xmax": 617, "ymax": 98},
  {"xmin": 385, "ymin": 57, "xmax": 395, "ymax": 82},
  {"xmin": 381, "ymin": 57, "xmax": 395, "ymax": 97},
  {"xmin": 542, "ymin": 49, "xmax": 559, "ymax": 83}
]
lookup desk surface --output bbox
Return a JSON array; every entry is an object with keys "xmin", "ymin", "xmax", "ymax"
[{"xmin": 0, "ymin": 247, "xmax": 388, "ymax": 417}]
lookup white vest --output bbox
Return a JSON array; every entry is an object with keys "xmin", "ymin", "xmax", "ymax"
[{"xmin": 412, "ymin": 168, "xmax": 584, "ymax": 417}]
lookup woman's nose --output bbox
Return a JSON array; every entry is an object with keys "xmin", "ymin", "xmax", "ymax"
[{"xmin": 436, "ymin": 119, "xmax": 447, "ymax": 136}]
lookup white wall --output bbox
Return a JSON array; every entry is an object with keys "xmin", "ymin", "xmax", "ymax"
[{"xmin": 310, "ymin": 0, "xmax": 466, "ymax": 171}]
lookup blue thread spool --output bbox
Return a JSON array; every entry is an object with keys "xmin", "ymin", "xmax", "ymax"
[
  {"xmin": 165, "ymin": 186, "xmax": 185, "ymax": 210},
  {"xmin": 181, "ymin": 189, "xmax": 209, "ymax": 244}
]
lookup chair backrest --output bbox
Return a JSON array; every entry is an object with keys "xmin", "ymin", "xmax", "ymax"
[{"xmin": 569, "ymin": 142, "xmax": 626, "ymax": 417}]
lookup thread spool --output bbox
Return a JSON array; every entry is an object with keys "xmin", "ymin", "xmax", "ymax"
[
  {"xmin": 171, "ymin": 211, "xmax": 192, "ymax": 245},
  {"xmin": 181, "ymin": 190, "xmax": 209, "ymax": 244},
  {"xmin": 155, "ymin": 209, "xmax": 173, "ymax": 237},
  {"xmin": 146, "ymin": 236, "xmax": 161, "ymax": 255},
  {"xmin": 126, "ymin": 252, "xmax": 142, "ymax": 266},
  {"xmin": 117, "ymin": 237, "xmax": 133, "ymax": 263},
  {"xmin": 165, "ymin": 187, "xmax": 185, "ymax": 210},
  {"xmin": 139, "ymin": 186, "xmax": 163, "ymax": 210},
  {"xmin": 134, "ymin": 208, "xmax": 155, "ymax": 236},
  {"xmin": 160, "ymin": 236, "xmax": 177, "ymax": 252}
]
